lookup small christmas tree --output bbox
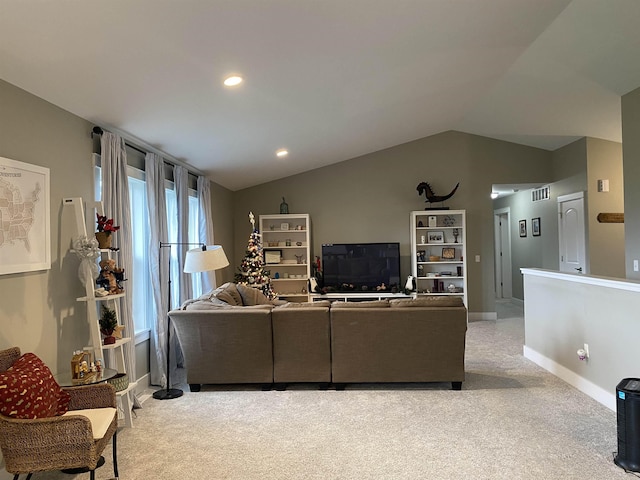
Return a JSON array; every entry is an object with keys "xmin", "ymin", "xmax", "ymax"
[{"xmin": 234, "ymin": 212, "xmax": 276, "ymax": 299}]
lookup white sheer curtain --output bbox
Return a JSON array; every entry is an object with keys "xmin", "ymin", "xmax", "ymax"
[
  {"xmin": 174, "ymin": 165, "xmax": 193, "ymax": 305},
  {"xmin": 100, "ymin": 132, "xmax": 140, "ymax": 407},
  {"xmin": 197, "ymin": 175, "xmax": 217, "ymax": 292},
  {"xmin": 145, "ymin": 153, "xmax": 169, "ymax": 388}
]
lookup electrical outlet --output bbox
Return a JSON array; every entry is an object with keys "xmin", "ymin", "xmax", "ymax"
[
  {"xmin": 475, "ymin": 255, "xmax": 480, "ymax": 263},
  {"xmin": 634, "ymin": 260, "xmax": 639, "ymax": 272}
]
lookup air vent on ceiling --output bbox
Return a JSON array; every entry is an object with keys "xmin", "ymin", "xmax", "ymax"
[{"xmin": 531, "ymin": 185, "xmax": 550, "ymax": 202}]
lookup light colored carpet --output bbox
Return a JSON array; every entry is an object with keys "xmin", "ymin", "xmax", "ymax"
[{"xmin": 15, "ymin": 301, "xmax": 631, "ymax": 479}]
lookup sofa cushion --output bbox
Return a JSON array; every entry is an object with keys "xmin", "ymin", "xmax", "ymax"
[
  {"xmin": 215, "ymin": 282, "xmax": 243, "ymax": 306},
  {"xmin": 274, "ymin": 300, "xmax": 331, "ymax": 309},
  {"xmin": 184, "ymin": 300, "xmax": 230, "ymax": 311},
  {"xmin": 0, "ymin": 353, "xmax": 71, "ymax": 419},
  {"xmin": 236, "ymin": 283, "xmax": 273, "ymax": 306},
  {"xmin": 185, "ymin": 302, "xmax": 273, "ymax": 311},
  {"xmin": 389, "ymin": 296, "xmax": 464, "ymax": 307},
  {"xmin": 330, "ymin": 300, "xmax": 390, "ymax": 308}
]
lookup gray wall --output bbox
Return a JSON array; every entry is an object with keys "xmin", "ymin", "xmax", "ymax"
[
  {"xmin": 0, "ymin": 79, "xmax": 94, "ymax": 374},
  {"xmin": 585, "ymin": 137, "xmax": 624, "ymax": 277},
  {"xmin": 233, "ymin": 131, "xmax": 553, "ymax": 315},
  {"xmin": 623, "ymin": 86, "xmax": 640, "ymax": 279}
]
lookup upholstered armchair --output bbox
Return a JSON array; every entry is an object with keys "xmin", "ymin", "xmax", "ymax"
[{"xmin": 0, "ymin": 347, "xmax": 119, "ymax": 480}]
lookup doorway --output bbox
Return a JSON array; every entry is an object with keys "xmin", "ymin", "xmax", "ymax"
[
  {"xmin": 558, "ymin": 192, "xmax": 587, "ymax": 274},
  {"xmin": 494, "ymin": 207, "xmax": 513, "ymax": 299}
]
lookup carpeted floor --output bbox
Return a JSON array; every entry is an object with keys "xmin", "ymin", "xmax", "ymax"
[{"xmin": 16, "ymin": 301, "xmax": 634, "ymax": 479}]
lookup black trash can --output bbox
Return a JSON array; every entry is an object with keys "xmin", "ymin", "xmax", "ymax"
[{"xmin": 615, "ymin": 378, "xmax": 640, "ymax": 472}]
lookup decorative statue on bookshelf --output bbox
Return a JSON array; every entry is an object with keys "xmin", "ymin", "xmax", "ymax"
[
  {"xmin": 280, "ymin": 197, "xmax": 289, "ymax": 214},
  {"xmin": 417, "ymin": 181, "xmax": 459, "ymax": 209}
]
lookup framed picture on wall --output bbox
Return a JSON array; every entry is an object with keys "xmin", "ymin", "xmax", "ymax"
[
  {"xmin": 0, "ymin": 156, "xmax": 51, "ymax": 275},
  {"xmin": 519, "ymin": 219, "xmax": 527, "ymax": 237},
  {"xmin": 532, "ymin": 217, "xmax": 541, "ymax": 236}
]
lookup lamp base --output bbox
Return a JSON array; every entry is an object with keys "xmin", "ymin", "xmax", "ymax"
[{"xmin": 153, "ymin": 388, "xmax": 183, "ymax": 400}]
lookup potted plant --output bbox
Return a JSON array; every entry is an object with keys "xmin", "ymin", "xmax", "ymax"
[
  {"xmin": 95, "ymin": 213, "xmax": 120, "ymax": 249},
  {"xmin": 99, "ymin": 305, "xmax": 118, "ymax": 345}
]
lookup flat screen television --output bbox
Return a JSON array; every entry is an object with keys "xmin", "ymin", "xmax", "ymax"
[{"xmin": 321, "ymin": 243, "xmax": 401, "ymax": 292}]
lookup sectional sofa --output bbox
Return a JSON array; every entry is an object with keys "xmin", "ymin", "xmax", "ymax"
[{"xmin": 169, "ymin": 283, "xmax": 467, "ymax": 391}]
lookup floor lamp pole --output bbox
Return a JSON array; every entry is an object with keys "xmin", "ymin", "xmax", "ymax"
[{"xmin": 153, "ymin": 242, "xmax": 202, "ymax": 400}]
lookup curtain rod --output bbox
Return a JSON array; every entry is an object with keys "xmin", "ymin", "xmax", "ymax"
[{"xmin": 91, "ymin": 125, "xmax": 205, "ymax": 177}]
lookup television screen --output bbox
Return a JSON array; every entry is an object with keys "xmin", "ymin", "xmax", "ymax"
[{"xmin": 321, "ymin": 243, "xmax": 401, "ymax": 292}]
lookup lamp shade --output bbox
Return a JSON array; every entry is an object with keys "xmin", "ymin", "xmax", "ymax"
[{"xmin": 183, "ymin": 245, "xmax": 229, "ymax": 273}]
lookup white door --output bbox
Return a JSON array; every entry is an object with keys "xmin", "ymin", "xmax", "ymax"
[
  {"xmin": 494, "ymin": 208, "xmax": 512, "ymax": 298},
  {"xmin": 558, "ymin": 192, "xmax": 586, "ymax": 274}
]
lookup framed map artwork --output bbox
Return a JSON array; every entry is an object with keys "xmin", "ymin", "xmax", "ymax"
[{"xmin": 0, "ymin": 157, "xmax": 50, "ymax": 275}]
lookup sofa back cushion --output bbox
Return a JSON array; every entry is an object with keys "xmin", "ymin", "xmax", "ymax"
[
  {"xmin": 389, "ymin": 296, "xmax": 464, "ymax": 308},
  {"xmin": 274, "ymin": 300, "xmax": 331, "ymax": 309},
  {"xmin": 330, "ymin": 300, "xmax": 390, "ymax": 309},
  {"xmin": 0, "ymin": 353, "xmax": 70, "ymax": 419}
]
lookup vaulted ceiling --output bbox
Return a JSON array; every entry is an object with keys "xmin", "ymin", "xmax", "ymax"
[{"xmin": 1, "ymin": 0, "xmax": 639, "ymax": 190}]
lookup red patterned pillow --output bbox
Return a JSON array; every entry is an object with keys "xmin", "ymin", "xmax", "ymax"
[{"xmin": 0, "ymin": 353, "xmax": 70, "ymax": 419}]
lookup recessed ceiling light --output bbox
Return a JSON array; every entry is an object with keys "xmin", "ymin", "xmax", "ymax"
[
  {"xmin": 276, "ymin": 149, "xmax": 289, "ymax": 158},
  {"xmin": 223, "ymin": 75, "xmax": 243, "ymax": 87}
]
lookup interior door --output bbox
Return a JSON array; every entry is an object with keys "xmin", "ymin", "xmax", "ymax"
[
  {"xmin": 558, "ymin": 193, "xmax": 586, "ymax": 274},
  {"xmin": 494, "ymin": 209, "xmax": 512, "ymax": 298}
]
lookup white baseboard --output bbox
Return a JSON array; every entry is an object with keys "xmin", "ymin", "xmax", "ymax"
[
  {"xmin": 469, "ymin": 312, "xmax": 498, "ymax": 321},
  {"xmin": 133, "ymin": 372, "xmax": 155, "ymax": 403},
  {"xmin": 523, "ymin": 346, "xmax": 616, "ymax": 411}
]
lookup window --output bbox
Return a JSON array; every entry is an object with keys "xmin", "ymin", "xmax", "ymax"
[
  {"xmin": 95, "ymin": 161, "xmax": 201, "ymax": 344},
  {"xmin": 165, "ymin": 186, "xmax": 203, "ymax": 309},
  {"xmin": 129, "ymin": 173, "xmax": 153, "ymax": 337}
]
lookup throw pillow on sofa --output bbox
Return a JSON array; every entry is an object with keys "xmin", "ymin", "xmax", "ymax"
[
  {"xmin": 236, "ymin": 283, "xmax": 273, "ymax": 306},
  {"xmin": 0, "ymin": 353, "xmax": 70, "ymax": 419},
  {"xmin": 214, "ymin": 283, "xmax": 243, "ymax": 306}
]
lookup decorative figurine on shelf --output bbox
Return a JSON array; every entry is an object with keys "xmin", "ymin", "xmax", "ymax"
[
  {"xmin": 453, "ymin": 228, "xmax": 460, "ymax": 243},
  {"xmin": 280, "ymin": 197, "xmax": 289, "ymax": 214},
  {"xmin": 295, "ymin": 254, "xmax": 304, "ymax": 264},
  {"xmin": 113, "ymin": 325, "xmax": 125, "ymax": 340},
  {"xmin": 71, "ymin": 350, "xmax": 91, "ymax": 380},
  {"xmin": 417, "ymin": 181, "xmax": 459, "ymax": 210},
  {"xmin": 405, "ymin": 275, "xmax": 416, "ymax": 293},
  {"xmin": 96, "ymin": 258, "xmax": 125, "ymax": 294}
]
